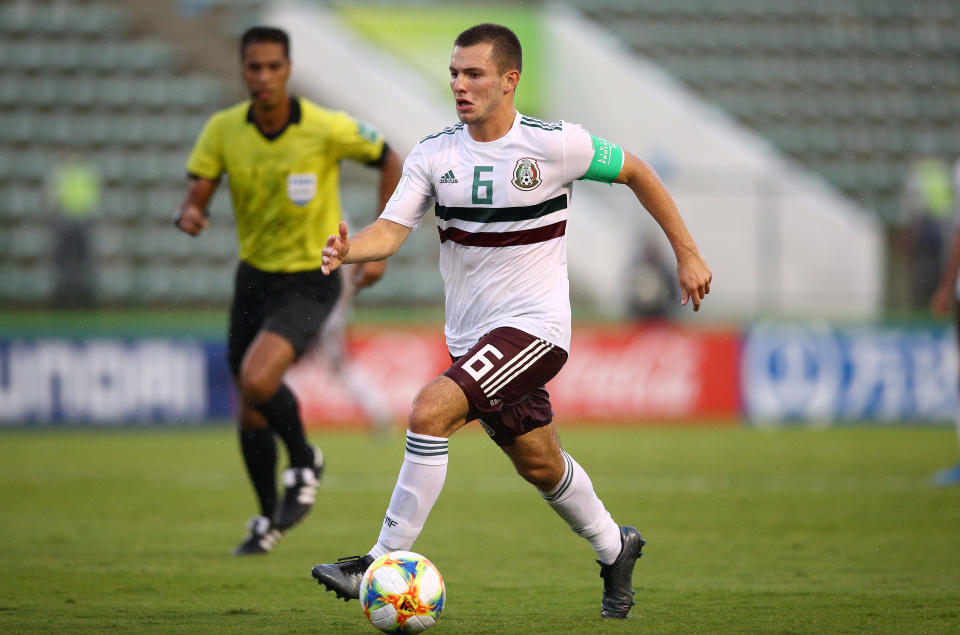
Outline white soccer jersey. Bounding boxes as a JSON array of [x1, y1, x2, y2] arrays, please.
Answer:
[[381, 111, 624, 356]]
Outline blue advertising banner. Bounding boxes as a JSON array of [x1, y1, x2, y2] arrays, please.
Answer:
[[4, 325, 957, 426], [743, 324, 959, 423], [0, 338, 232, 424]]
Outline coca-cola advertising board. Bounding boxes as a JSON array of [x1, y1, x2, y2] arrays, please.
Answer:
[[550, 325, 740, 422], [285, 324, 741, 427]]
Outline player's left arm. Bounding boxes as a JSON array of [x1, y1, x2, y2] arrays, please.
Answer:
[[352, 146, 402, 289], [616, 151, 713, 311]]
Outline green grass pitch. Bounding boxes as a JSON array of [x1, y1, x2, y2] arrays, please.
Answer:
[[1, 424, 959, 633]]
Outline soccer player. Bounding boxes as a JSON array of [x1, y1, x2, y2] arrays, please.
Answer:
[[310, 24, 712, 618], [929, 158, 960, 486], [176, 26, 401, 554]]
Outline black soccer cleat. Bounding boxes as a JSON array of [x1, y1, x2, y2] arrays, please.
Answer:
[[274, 447, 324, 531], [311, 554, 375, 602], [598, 525, 646, 619], [232, 515, 283, 556]]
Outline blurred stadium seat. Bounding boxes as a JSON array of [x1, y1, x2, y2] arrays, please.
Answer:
[[0, 0, 238, 307], [566, 0, 960, 222], [0, 2, 128, 36], [0, 0, 445, 309], [2, 0, 959, 308]]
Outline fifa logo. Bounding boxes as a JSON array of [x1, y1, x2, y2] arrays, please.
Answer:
[[512, 157, 541, 191]]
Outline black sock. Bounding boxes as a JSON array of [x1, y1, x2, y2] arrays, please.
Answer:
[[257, 383, 314, 468], [239, 427, 278, 519]]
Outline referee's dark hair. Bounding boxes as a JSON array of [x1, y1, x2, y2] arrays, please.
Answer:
[[241, 26, 290, 60]]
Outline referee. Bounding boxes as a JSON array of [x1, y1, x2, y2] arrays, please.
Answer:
[[176, 26, 401, 555]]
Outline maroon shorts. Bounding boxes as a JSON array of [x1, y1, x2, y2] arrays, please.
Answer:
[[444, 327, 568, 446]]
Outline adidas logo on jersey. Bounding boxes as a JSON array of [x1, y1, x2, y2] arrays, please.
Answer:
[[439, 170, 458, 184]]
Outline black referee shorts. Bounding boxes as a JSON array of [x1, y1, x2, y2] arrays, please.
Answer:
[[227, 261, 342, 376]]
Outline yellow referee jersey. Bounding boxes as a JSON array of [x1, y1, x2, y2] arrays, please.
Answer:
[[186, 97, 385, 272]]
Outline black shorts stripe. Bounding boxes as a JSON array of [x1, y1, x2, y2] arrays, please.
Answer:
[[438, 220, 566, 247], [435, 194, 567, 223]]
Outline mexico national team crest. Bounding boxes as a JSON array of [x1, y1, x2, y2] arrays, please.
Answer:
[[512, 157, 541, 191]]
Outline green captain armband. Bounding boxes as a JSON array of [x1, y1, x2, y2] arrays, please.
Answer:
[[581, 135, 625, 183]]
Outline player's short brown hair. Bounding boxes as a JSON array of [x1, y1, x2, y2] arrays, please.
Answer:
[[454, 23, 522, 75]]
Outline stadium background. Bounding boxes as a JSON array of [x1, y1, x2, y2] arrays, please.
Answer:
[[1, 0, 957, 427], [2, 2, 960, 633]]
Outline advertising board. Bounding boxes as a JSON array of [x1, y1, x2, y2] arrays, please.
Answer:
[[742, 324, 958, 423]]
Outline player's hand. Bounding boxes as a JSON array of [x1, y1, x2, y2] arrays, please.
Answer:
[[175, 205, 208, 236], [352, 260, 386, 289], [677, 252, 712, 312], [931, 283, 953, 316], [321, 221, 350, 275]]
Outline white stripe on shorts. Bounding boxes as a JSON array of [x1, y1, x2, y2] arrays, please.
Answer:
[[480, 339, 543, 392], [481, 339, 553, 397]]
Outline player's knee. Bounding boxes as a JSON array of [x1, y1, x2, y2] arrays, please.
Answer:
[[407, 379, 466, 437], [238, 370, 279, 406], [238, 403, 269, 430], [516, 456, 564, 491], [407, 399, 449, 436]]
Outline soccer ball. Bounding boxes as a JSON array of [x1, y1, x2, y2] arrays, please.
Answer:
[[359, 551, 445, 634]]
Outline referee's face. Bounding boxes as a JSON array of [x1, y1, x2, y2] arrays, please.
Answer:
[[242, 42, 290, 109]]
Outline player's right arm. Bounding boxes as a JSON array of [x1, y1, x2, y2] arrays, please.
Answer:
[[175, 176, 218, 236], [178, 111, 224, 236], [321, 218, 410, 276], [322, 141, 434, 276]]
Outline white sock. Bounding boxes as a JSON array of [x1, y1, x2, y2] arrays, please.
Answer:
[[368, 431, 448, 559], [540, 451, 623, 565]]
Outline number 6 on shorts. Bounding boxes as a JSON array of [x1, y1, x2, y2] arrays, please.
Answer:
[[462, 344, 504, 381]]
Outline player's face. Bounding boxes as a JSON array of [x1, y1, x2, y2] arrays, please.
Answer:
[[449, 43, 510, 125], [241, 42, 290, 108]]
